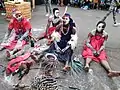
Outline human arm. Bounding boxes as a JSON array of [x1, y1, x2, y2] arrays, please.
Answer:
[[4, 20, 14, 40], [19, 20, 32, 41], [86, 32, 96, 52], [97, 35, 108, 54], [45, 17, 52, 35], [19, 30, 29, 41], [4, 30, 12, 40], [66, 26, 78, 50], [55, 17, 63, 32]]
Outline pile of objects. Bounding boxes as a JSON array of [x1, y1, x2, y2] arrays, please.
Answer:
[[4, 1, 31, 20]]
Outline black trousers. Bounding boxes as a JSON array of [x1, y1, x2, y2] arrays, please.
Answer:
[[0, 0, 4, 9]]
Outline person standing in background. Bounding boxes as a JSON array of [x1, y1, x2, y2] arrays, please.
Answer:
[[59, 0, 64, 6], [51, 0, 58, 5], [0, 0, 5, 13], [44, 0, 52, 16]]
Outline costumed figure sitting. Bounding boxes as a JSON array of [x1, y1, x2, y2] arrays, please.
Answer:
[[37, 8, 63, 45], [82, 21, 120, 77], [43, 13, 77, 71], [0, 10, 33, 59], [5, 41, 50, 80]]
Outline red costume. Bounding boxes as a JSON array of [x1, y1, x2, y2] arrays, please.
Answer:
[[1, 17, 32, 50], [82, 30, 108, 63], [6, 52, 31, 75], [8, 17, 31, 35]]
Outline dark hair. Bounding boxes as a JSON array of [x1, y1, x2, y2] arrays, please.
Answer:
[[96, 21, 106, 28], [53, 8, 59, 14], [64, 13, 71, 17]]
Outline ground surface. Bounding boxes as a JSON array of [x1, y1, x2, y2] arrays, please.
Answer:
[[0, 5, 120, 90]]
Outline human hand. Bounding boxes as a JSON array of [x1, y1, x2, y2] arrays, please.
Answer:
[[56, 46, 62, 53], [92, 49, 96, 54], [62, 45, 70, 53], [97, 50, 100, 55], [93, 50, 100, 57]]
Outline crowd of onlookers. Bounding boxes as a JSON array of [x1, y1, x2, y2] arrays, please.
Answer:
[[52, 0, 120, 11], [0, 0, 120, 14]]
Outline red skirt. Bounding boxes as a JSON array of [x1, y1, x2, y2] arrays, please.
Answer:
[[6, 52, 31, 75], [82, 35, 107, 63], [39, 27, 56, 39], [82, 46, 107, 63]]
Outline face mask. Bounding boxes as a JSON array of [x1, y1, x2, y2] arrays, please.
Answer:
[[96, 23, 105, 32], [63, 16, 70, 25], [15, 13, 22, 22], [16, 16, 22, 22], [54, 10, 60, 17]]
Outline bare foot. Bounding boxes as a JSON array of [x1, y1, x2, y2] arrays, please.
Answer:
[[63, 66, 71, 72], [108, 71, 120, 77], [84, 65, 89, 72]]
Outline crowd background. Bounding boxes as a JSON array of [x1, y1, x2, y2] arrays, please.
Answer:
[[51, 0, 120, 12], [1, 0, 120, 13]]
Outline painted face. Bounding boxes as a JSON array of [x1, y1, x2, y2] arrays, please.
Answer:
[[15, 13, 22, 21], [63, 16, 70, 25], [54, 10, 60, 17], [96, 23, 105, 32]]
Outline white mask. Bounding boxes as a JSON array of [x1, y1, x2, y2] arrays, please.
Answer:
[[54, 10, 60, 17], [15, 12, 22, 22], [15, 14, 22, 22], [63, 16, 70, 25], [16, 16, 22, 22], [96, 23, 105, 32]]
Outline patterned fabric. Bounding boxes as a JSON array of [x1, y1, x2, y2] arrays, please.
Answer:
[[31, 75, 58, 90]]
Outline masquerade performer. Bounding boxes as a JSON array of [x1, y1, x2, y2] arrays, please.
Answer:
[[0, 10, 32, 57], [102, 0, 120, 26], [82, 21, 120, 77], [6, 52, 34, 80], [37, 8, 63, 44], [44, 13, 77, 71]]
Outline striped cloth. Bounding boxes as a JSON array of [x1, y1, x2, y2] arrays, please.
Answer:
[[31, 75, 58, 90]]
